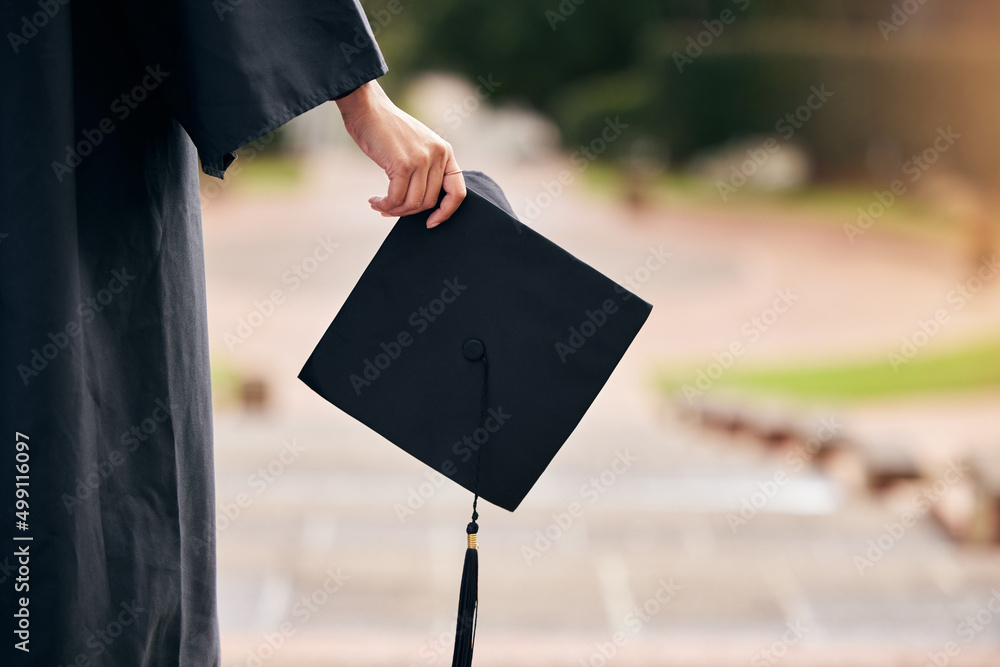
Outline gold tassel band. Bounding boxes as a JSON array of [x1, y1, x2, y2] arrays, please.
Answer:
[[467, 533, 478, 550]]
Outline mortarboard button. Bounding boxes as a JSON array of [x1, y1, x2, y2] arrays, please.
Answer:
[[462, 339, 485, 361]]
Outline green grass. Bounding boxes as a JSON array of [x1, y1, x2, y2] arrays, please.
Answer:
[[230, 152, 303, 191], [580, 163, 962, 244], [209, 356, 244, 408], [660, 338, 1000, 403], [198, 152, 304, 201]]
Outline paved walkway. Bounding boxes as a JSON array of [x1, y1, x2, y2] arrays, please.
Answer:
[[202, 144, 1000, 666]]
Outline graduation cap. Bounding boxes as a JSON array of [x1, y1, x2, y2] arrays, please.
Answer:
[[299, 171, 652, 666]]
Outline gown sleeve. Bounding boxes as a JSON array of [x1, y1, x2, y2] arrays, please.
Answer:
[[115, 0, 388, 177]]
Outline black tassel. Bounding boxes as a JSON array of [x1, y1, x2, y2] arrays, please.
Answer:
[[451, 520, 479, 667], [453, 344, 486, 667]]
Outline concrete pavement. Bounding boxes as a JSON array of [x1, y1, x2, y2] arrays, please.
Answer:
[[202, 144, 1000, 666]]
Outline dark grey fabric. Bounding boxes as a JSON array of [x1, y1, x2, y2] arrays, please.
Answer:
[[0, 0, 385, 664]]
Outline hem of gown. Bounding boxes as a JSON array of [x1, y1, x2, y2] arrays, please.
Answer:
[[198, 61, 389, 179]]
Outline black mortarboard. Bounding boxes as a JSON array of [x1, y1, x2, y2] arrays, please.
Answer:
[[299, 171, 652, 666]]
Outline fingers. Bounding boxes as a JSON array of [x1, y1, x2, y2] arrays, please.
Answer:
[[369, 169, 410, 215], [361, 114, 463, 223], [371, 161, 432, 218], [427, 160, 467, 228], [419, 160, 446, 214]]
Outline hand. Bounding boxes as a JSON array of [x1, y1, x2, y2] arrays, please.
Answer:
[[337, 80, 466, 228]]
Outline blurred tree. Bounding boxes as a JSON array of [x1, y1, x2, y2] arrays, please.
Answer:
[[366, 0, 1000, 183]]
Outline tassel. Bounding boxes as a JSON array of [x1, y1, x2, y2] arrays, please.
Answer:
[[453, 344, 486, 667], [451, 520, 479, 667]]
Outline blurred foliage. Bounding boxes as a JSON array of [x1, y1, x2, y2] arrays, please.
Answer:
[[584, 162, 966, 244], [209, 355, 243, 410], [660, 336, 1000, 403], [365, 0, 1000, 180], [227, 152, 304, 191]]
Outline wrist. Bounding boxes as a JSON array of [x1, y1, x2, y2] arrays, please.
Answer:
[[336, 80, 385, 117]]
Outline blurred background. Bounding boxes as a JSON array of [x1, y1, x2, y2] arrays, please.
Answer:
[[203, 1, 1000, 665]]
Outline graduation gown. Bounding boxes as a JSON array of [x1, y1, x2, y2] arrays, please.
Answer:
[[0, 0, 385, 664]]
